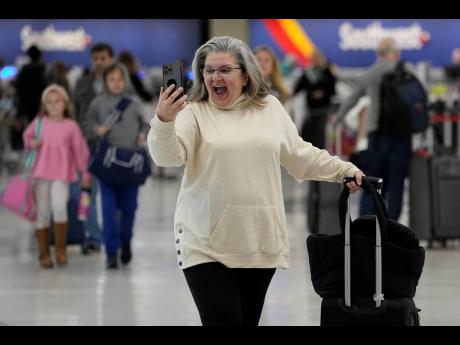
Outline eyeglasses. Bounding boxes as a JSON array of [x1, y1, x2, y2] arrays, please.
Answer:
[[201, 65, 242, 78]]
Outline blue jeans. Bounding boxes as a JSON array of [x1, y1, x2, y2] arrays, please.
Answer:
[[359, 132, 412, 221], [99, 181, 139, 258], [85, 178, 102, 247]]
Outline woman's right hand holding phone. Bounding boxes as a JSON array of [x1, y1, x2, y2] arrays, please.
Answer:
[[155, 84, 187, 122]]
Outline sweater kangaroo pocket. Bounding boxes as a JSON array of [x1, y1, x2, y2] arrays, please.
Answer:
[[210, 205, 282, 254]]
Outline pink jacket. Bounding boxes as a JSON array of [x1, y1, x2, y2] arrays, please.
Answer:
[[23, 116, 91, 182]]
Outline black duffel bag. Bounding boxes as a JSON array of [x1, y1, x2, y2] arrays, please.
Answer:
[[306, 176, 425, 299]]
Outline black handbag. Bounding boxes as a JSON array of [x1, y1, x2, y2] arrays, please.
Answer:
[[88, 97, 151, 186], [306, 176, 425, 299]]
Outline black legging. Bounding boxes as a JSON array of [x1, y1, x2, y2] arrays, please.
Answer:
[[183, 262, 276, 326], [300, 108, 329, 149]]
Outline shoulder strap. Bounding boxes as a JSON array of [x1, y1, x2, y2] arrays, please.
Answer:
[[35, 115, 43, 138], [24, 115, 43, 175], [103, 97, 132, 131]]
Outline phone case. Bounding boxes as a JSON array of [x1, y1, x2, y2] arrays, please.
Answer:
[[162, 63, 184, 91]]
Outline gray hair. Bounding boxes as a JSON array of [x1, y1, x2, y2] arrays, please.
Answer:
[[188, 36, 270, 108], [376, 37, 399, 58]]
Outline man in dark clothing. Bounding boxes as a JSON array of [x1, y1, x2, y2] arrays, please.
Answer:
[[74, 43, 114, 148], [15, 45, 47, 123], [336, 37, 410, 221], [118, 50, 153, 103], [12, 45, 47, 150], [293, 51, 336, 150], [73, 42, 114, 254]]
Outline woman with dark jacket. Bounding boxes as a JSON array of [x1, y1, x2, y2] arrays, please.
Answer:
[[293, 50, 336, 150]]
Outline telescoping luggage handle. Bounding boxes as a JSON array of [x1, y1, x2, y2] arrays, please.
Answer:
[[342, 176, 385, 308]]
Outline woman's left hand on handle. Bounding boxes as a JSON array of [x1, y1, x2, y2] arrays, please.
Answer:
[[346, 170, 364, 193]]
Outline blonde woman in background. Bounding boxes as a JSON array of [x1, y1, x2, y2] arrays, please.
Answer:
[[253, 45, 291, 108]]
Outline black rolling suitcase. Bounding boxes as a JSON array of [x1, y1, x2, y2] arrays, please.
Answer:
[[307, 181, 341, 235], [431, 111, 460, 240], [430, 154, 460, 239], [307, 122, 342, 235], [410, 115, 460, 243], [409, 152, 432, 241], [65, 182, 86, 245], [321, 297, 420, 326], [308, 176, 423, 326], [50, 182, 85, 247]]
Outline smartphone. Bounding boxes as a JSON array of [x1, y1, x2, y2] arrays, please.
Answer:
[[162, 62, 184, 102]]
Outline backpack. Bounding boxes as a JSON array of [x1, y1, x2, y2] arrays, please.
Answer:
[[379, 61, 429, 136]]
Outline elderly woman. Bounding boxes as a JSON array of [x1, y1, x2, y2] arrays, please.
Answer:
[[147, 36, 363, 326]]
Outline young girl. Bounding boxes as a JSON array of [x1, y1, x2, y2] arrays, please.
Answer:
[[86, 63, 149, 269], [23, 84, 91, 268]]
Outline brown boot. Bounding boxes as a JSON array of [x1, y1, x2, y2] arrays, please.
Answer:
[[54, 222, 68, 266], [35, 228, 53, 268]]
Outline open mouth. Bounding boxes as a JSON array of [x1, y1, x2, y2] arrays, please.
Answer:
[[213, 86, 227, 96]]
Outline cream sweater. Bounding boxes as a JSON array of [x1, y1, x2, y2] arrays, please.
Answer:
[[147, 94, 360, 270]]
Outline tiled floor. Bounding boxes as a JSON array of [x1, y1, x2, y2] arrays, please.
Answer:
[[0, 166, 459, 326]]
